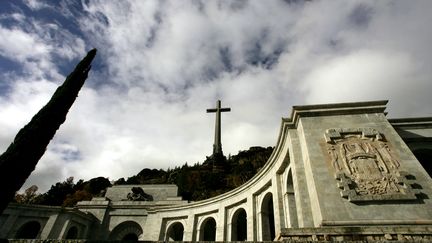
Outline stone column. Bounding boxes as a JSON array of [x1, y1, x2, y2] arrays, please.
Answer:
[[59, 218, 71, 239], [272, 174, 285, 236], [0, 213, 18, 238], [256, 210, 264, 240], [40, 214, 59, 239], [76, 198, 111, 240], [183, 216, 195, 241], [288, 130, 314, 227], [246, 195, 255, 241], [215, 205, 226, 241]]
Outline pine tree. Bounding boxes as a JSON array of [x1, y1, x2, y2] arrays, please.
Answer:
[[0, 49, 97, 214]]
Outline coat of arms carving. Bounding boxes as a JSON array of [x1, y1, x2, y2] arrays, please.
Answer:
[[324, 128, 418, 202]]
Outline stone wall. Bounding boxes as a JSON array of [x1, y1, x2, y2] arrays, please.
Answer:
[[278, 226, 432, 241]]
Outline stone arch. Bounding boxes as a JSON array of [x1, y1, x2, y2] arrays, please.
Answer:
[[199, 217, 216, 241], [261, 192, 275, 240], [231, 208, 247, 241], [413, 148, 432, 177], [286, 169, 298, 228], [15, 220, 41, 239], [109, 221, 143, 241], [65, 226, 78, 239], [166, 222, 184, 241]]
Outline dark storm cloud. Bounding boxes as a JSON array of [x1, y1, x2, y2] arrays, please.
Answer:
[[348, 3, 374, 28]]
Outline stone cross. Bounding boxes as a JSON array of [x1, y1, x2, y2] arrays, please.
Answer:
[[206, 100, 231, 156]]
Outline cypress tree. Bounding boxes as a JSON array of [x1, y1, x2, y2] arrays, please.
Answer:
[[0, 49, 97, 214]]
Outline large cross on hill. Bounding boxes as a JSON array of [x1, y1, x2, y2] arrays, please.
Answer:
[[206, 100, 231, 157]]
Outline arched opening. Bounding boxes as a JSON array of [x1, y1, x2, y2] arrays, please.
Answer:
[[413, 149, 432, 177], [122, 233, 139, 241], [231, 208, 247, 241], [109, 221, 143, 241], [166, 222, 184, 241], [65, 226, 78, 239], [286, 170, 298, 228], [261, 192, 275, 240], [199, 217, 216, 241], [15, 221, 41, 239]]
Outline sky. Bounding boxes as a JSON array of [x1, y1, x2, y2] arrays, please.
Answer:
[[0, 0, 431, 192]]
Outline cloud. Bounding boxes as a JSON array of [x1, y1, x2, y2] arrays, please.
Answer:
[[23, 0, 50, 11], [1, 0, 431, 192], [80, 1, 297, 91], [0, 26, 50, 61], [300, 49, 430, 116], [293, 0, 432, 117]]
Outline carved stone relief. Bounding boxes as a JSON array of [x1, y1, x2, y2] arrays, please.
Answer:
[[126, 187, 154, 201], [324, 128, 418, 202]]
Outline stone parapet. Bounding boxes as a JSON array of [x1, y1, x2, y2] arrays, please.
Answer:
[[283, 100, 388, 129], [278, 226, 432, 242], [105, 185, 179, 202]]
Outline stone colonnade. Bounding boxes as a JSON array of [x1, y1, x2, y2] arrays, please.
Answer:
[[0, 204, 94, 239], [137, 116, 304, 241]]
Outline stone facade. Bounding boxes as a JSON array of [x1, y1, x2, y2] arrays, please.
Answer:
[[1, 100, 431, 241], [0, 204, 95, 239]]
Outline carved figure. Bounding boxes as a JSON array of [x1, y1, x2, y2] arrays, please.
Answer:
[[127, 187, 153, 201], [328, 145, 341, 171], [377, 142, 400, 169]]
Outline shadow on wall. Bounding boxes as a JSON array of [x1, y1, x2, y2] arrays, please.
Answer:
[[413, 149, 432, 177], [15, 221, 41, 239]]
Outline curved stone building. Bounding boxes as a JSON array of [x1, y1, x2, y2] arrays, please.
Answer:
[[1, 100, 432, 241]]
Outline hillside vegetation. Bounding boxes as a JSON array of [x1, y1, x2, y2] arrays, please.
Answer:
[[14, 146, 273, 206]]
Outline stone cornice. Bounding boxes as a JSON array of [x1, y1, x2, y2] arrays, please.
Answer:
[[6, 203, 96, 220], [283, 100, 388, 129], [389, 117, 432, 128]]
